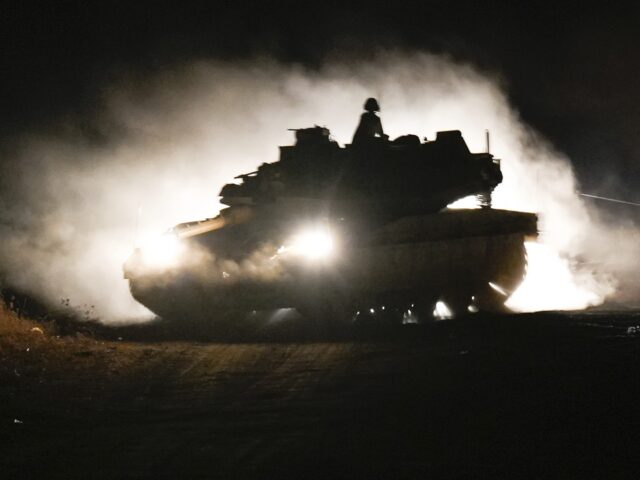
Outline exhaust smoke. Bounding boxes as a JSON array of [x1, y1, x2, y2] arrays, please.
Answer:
[[0, 52, 633, 323]]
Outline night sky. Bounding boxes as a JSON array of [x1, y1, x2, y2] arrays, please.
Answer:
[[2, 1, 639, 203]]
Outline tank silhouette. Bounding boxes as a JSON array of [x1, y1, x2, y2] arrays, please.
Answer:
[[123, 126, 537, 329]]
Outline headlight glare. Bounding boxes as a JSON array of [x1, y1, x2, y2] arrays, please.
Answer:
[[288, 227, 335, 260], [140, 233, 184, 269]]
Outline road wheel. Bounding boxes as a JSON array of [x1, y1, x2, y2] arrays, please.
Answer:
[[441, 290, 472, 318]]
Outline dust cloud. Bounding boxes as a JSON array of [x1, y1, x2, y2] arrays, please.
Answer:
[[0, 52, 635, 323]]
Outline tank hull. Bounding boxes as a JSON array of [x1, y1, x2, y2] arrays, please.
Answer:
[[125, 209, 535, 324]]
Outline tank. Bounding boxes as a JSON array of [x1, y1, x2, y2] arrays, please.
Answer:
[[123, 126, 537, 328]]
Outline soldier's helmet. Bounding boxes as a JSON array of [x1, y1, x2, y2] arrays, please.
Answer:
[[364, 97, 380, 112]]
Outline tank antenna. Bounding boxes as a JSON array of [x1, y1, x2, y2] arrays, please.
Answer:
[[485, 129, 491, 153], [579, 192, 640, 207]]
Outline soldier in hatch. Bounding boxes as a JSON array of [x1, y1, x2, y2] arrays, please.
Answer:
[[352, 97, 387, 145]]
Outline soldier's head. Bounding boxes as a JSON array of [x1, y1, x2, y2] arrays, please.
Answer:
[[364, 97, 380, 113]]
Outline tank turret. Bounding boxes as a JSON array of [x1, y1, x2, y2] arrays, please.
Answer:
[[219, 128, 502, 216]]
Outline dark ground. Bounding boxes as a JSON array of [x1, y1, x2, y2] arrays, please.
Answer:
[[2, 311, 640, 479]]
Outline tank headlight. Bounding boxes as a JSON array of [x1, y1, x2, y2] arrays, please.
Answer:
[[288, 227, 335, 260], [140, 233, 184, 269]]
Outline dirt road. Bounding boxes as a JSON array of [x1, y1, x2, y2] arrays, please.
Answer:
[[2, 312, 640, 479]]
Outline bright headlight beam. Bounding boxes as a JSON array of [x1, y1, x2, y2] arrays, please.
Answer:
[[289, 227, 334, 260], [140, 233, 184, 269]]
